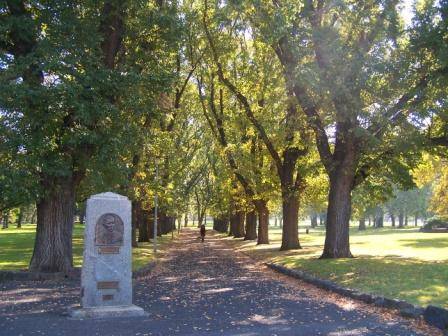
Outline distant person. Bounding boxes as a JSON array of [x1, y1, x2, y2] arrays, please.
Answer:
[[200, 224, 206, 242]]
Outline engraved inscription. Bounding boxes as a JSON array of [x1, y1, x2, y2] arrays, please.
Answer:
[[95, 213, 124, 246], [102, 294, 114, 301], [97, 281, 119, 290], [98, 246, 120, 254]]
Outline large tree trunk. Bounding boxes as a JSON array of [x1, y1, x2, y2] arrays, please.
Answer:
[[321, 168, 354, 259], [358, 216, 366, 231], [213, 216, 229, 233], [184, 213, 188, 227], [414, 215, 418, 226], [230, 210, 245, 238], [256, 200, 269, 245], [244, 210, 257, 240], [29, 176, 75, 273], [279, 150, 301, 250], [280, 193, 300, 250]]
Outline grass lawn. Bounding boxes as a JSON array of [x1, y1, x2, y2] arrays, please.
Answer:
[[221, 224, 448, 309], [0, 223, 174, 272]]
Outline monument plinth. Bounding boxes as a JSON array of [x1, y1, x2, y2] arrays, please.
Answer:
[[69, 192, 146, 319]]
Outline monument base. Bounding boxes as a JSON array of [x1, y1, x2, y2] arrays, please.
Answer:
[[69, 305, 147, 319]]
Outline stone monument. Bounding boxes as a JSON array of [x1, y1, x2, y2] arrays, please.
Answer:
[[70, 192, 146, 318]]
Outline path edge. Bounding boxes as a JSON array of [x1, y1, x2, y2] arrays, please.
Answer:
[[266, 262, 448, 332]]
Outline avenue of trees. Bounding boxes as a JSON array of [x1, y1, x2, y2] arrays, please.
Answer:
[[1, 0, 447, 272]]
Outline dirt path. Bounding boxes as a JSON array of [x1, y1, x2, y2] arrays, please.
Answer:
[[0, 229, 435, 335]]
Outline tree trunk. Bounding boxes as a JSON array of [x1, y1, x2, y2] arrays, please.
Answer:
[[319, 214, 323, 226], [310, 213, 318, 228], [184, 213, 188, 227], [414, 215, 418, 226], [358, 217, 366, 231], [398, 210, 404, 228], [213, 216, 229, 233], [405, 214, 408, 226], [368, 216, 371, 226], [256, 200, 269, 244], [374, 207, 384, 228], [29, 176, 75, 273], [230, 210, 245, 238], [280, 193, 300, 250], [244, 210, 257, 240], [390, 213, 396, 227], [321, 170, 354, 259], [274, 216, 278, 226], [17, 207, 24, 228]]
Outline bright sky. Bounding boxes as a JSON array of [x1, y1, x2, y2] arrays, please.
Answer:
[[401, 0, 415, 26]]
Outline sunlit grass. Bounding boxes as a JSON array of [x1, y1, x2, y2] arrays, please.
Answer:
[[0, 223, 174, 272], [222, 224, 448, 308]]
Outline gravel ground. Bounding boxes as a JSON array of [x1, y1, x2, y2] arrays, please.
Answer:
[[0, 229, 437, 336]]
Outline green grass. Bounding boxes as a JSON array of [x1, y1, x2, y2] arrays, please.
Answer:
[[0, 223, 173, 272], [222, 225, 448, 308]]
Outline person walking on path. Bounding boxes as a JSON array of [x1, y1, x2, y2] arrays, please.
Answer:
[[200, 224, 206, 242]]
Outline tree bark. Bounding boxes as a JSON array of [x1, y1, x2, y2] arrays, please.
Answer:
[[244, 210, 257, 240], [29, 176, 75, 273], [374, 207, 384, 228], [279, 148, 302, 250], [16, 207, 23, 228], [256, 200, 269, 244], [398, 210, 404, 228], [390, 213, 396, 227], [230, 210, 245, 238], [213, 216, 229, 233], [321, 169, 354, 258], [184, 213, 188, 227], [405, 214, 408, 226], [358, 216, 366, 230], [414, 215, 418, 226], [280, 194, 300, 250]]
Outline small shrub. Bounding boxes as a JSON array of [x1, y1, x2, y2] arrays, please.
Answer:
[[422, 217, 448, 231]]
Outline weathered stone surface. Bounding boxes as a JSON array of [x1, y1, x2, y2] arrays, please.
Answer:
[[424, 305, 448, 331], [69, 305, 146, 319], [69, 192, 146, 319]]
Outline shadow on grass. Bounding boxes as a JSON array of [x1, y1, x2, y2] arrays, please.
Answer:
[[399, 237, 448, 248], [279, 255, 448, 308]]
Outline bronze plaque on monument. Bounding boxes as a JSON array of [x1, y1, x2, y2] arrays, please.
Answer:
[[95, 213, 124, 246], [97, 281, 119, 290], [102, 294, 114, 301], [98, 246, 120, 254]]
